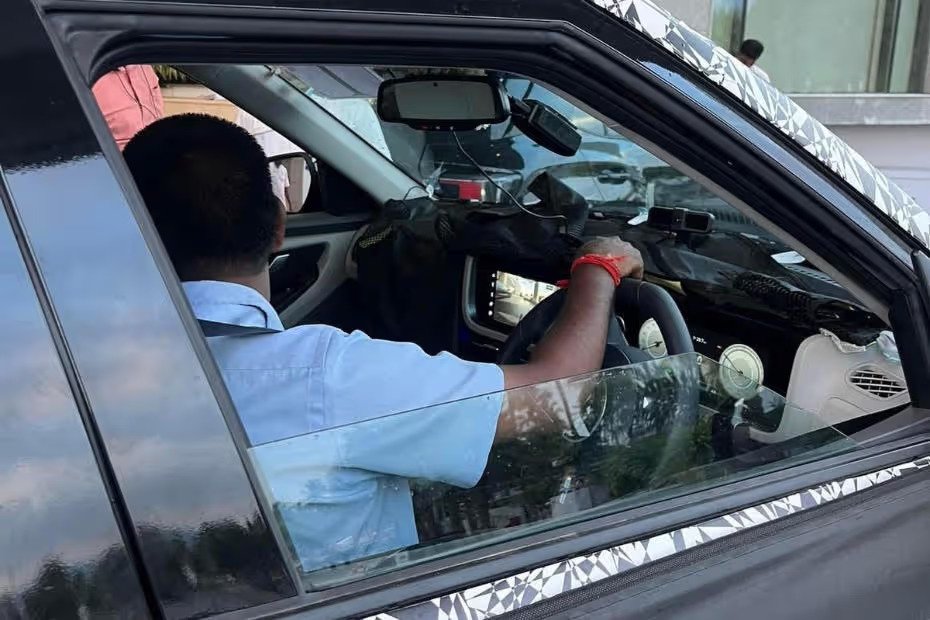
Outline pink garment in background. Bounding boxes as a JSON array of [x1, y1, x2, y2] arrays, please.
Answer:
[[92, 65, 164, 150]]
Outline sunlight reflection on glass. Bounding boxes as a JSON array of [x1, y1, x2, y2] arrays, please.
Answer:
[[249, 353, 855, 589]]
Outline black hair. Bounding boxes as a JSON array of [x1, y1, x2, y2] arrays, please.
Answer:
[[123, 113, 278, 278], [739, 39, 765, 61]]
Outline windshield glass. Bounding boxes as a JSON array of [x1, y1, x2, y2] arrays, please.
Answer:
[[277, 66, 739, 218], [248, 353, 854, 590]]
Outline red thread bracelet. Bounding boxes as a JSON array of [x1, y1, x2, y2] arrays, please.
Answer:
[[557, 254, 626, 288]]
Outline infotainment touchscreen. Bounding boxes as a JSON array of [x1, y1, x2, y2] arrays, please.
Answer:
[[492, 271, 559, 327]]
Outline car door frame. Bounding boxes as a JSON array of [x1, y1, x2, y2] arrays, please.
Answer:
[[26, 0, 930, 618]]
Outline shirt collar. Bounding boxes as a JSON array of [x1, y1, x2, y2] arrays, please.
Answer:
[[182, 280, 285, 332]]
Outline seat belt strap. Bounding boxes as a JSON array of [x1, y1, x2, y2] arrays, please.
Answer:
[[198, 319, 277, 337]]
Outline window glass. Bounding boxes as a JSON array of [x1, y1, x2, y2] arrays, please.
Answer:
[[275, 62, 905, 402], [888, 0, 922, 92], [249, 353, 853, 588], [744, 0, 881, 93], [279, 65, 719, 214], [710, 0, 929, 93], [710, 0, 743, 52], [277, 65, 798, 268], [146, 62, 907, 595]]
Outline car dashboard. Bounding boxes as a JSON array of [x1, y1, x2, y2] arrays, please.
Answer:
[[463, 256, 801, 396], [461, 254, 909, 441]]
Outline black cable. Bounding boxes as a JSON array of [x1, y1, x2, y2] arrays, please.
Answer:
[[416, 139, 430, 182], [450, 129, 565, 222]]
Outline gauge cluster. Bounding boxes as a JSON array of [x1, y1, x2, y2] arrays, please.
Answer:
[[637, 319, 768, 400]]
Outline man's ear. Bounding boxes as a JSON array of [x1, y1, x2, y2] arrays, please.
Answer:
[[272, 198, 286, 252]]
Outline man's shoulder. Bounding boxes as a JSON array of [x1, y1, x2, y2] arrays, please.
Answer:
[[208, 323, 345, 371]]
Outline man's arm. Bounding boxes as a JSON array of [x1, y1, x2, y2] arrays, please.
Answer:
[[501, 237, 643, 389], [497, 237, 643, 438]]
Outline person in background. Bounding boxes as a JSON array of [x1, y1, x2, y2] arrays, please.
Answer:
[[269, 159, 293, 212], [92, 65, 164, 149], [236, 109, 302, 212], [735, 39, 770, 83]]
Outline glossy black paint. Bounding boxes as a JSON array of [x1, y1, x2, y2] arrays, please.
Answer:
[[0, 0, 295, 617], [553, 467, 930, 620], [0, 2, 149, 617], [0, 188, 149, 618]]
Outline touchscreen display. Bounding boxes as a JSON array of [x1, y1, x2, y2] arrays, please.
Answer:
[[492, 271, 559, 327]]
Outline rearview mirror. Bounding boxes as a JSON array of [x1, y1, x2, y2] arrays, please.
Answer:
[[268, 152, 317, 214], [377, 76, 510, 130]]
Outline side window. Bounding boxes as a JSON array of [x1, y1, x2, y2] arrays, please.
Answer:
[[250, 356, 853, 587], [103, 60, 906, 599], [242, 65, 903, 587]]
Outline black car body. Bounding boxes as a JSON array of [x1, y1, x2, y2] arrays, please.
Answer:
[[4, 1, 930, 619]]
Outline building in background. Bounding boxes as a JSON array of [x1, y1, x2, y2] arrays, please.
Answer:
[[656, 0, 930, 208]]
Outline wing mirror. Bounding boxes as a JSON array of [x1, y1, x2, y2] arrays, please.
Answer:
[[267, 152, 317, 214], [377, 76, 510, 130]]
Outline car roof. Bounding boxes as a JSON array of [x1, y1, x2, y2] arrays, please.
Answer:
[[68, 0, 929, 248]]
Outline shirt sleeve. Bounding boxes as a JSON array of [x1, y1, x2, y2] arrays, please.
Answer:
[[321, 330, 505, 488]]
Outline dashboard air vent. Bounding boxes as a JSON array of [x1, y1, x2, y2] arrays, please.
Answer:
[[849, 366, 907, 399]]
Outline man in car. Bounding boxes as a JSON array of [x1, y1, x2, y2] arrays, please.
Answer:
[[123, 113, 643, 571]]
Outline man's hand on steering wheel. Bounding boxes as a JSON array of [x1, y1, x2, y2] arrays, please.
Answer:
[[494, 236, 693, 444], [498, 236, 642, 390], [575, 237, 644, 280], [495, 236, 643, 440]]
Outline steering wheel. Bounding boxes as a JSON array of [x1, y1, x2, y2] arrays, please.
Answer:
[[497, 279, 693, 366]]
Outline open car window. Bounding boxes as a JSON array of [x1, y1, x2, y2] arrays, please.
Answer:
[[248, 353, 853, 590], [274, 66, 848, 291]]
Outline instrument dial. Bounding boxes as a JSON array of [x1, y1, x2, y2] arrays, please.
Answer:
[[718, 344, 764, 400], [638, 318, 667, 359]]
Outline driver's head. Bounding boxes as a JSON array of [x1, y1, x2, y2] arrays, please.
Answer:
[[124, 113, 282, 280]]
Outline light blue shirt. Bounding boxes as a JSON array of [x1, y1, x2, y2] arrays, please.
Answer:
[[183, 281, 504, 572]]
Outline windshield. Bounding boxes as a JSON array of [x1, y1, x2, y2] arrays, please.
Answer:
[[249, 353, 853, 590], [275, 65, 880, 306], [277, 66, 739, 218]]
